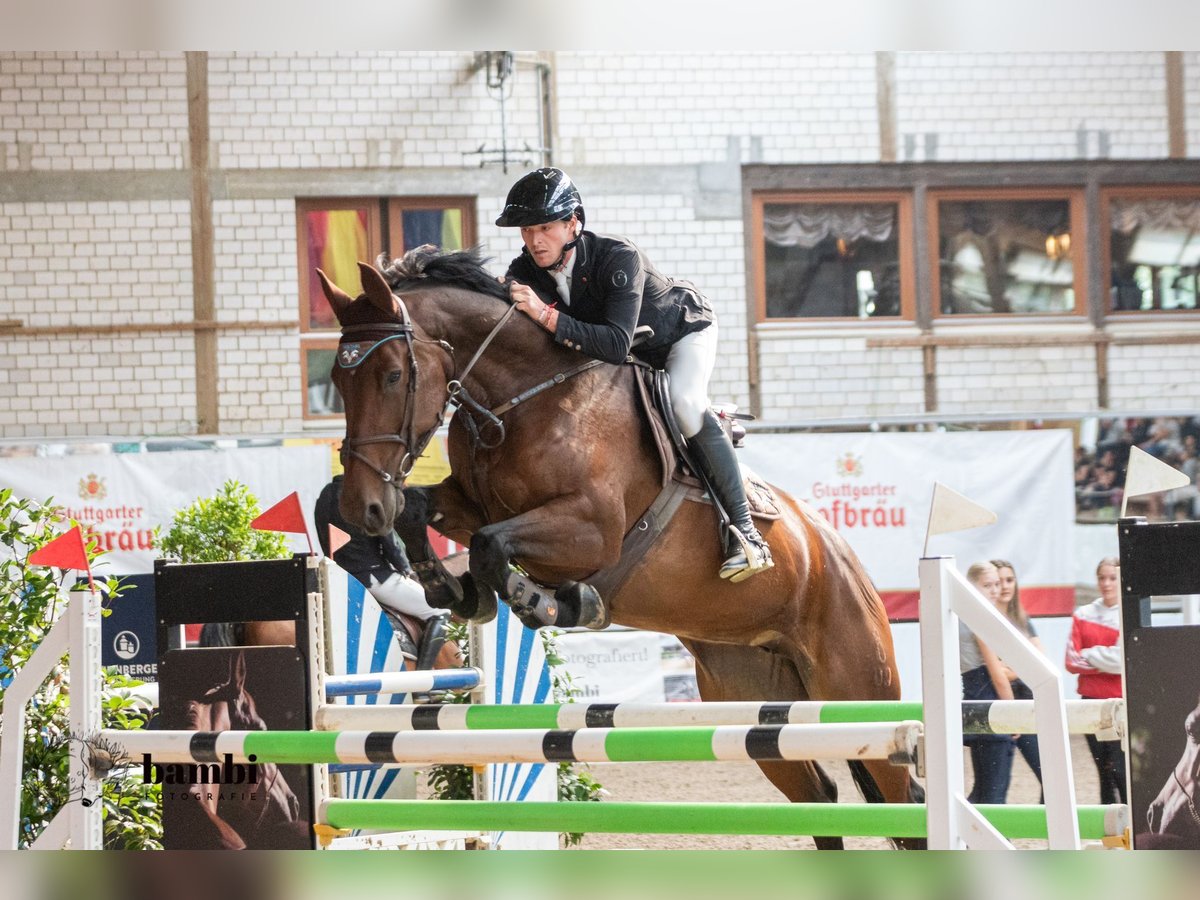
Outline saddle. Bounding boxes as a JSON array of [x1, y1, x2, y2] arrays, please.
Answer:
[[586, 364, 780, 601], [636, 364, 781, 519]]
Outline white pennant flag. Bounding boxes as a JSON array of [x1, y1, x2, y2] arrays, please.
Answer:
[[924, 482, 998, 555], [1121, 446, 1191, 517]]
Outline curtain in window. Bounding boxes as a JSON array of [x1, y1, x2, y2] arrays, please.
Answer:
[[763, 204, 895, 248], [1111, 199, 1200, 233]]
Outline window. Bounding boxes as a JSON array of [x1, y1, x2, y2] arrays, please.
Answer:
[[932, 190, 1085, 316], [297, 196, 475, 420], [753, 193, 914, 321], [1106, 191, 1200, 313]]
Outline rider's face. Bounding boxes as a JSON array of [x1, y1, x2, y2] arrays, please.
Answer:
[[520, 217, 577, 269]]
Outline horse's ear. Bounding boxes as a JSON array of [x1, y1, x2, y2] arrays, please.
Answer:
[[359, 262, 400, 318], [232, 651, 246, 690], [315, 269, 354, 324]]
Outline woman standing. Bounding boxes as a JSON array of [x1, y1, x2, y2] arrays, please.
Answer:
[[1065, 557, 1127, 804], [960, 562, 1016, 803], [990, 559, 1045, 797]]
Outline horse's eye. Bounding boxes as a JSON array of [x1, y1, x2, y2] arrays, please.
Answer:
[[386, 370, 403, 386]]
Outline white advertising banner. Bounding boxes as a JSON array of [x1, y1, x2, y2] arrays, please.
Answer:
[[555, 628, 665, 703], [0, 446, 331, 575], [736, 430, 1076, 619]]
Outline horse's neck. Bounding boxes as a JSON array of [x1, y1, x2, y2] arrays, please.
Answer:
[[415, 290, 571, 404]]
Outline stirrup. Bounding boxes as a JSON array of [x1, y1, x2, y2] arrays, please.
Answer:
[[719, 528, 774, 583]]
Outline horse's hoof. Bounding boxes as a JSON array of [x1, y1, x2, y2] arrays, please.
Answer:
[[453, 573, 497, 624], [555, 581, 610, 630]]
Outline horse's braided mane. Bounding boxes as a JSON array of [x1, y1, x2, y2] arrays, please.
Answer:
[[377, 245, 510, 303]]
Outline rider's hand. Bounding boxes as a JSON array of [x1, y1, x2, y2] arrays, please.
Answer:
[[509, 281, 557, 332]]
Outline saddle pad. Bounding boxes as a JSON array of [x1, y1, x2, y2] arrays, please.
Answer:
[[683, 467, 783, 522]]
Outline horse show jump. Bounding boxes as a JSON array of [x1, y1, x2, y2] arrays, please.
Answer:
[[1, 544, 1152, 852]]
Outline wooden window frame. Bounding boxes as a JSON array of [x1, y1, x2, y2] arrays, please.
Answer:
[[296, 196, 478, 422], [299, 337, 343, 422], [750, 190, 916, 324], [296, 197, 383, 334], [386, 196, 477, 258], [928, 186, 1088, 320], [1101, 185, 1200, 316]]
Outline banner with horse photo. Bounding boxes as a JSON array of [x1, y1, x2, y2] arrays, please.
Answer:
[[155, 646, 313, 850], [737, 430, 1075, 620]]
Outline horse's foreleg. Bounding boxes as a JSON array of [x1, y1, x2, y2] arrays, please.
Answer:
[[469, 497, 614, 629]]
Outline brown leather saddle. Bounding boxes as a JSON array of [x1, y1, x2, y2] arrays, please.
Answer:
[[586, 365, 780, 600]]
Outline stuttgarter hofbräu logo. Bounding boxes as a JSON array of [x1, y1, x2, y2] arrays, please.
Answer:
[[78, 473, 107, 501], [835, 452, 864, 478]]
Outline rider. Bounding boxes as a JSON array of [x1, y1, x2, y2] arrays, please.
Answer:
[[495, 166, 773, 582], [314, 474, 451, 669]]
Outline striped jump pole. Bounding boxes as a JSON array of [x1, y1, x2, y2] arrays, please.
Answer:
[[98, 666, 486, 707], [323, 667, 483, 698], [97, 721, 921, 767], [317, 800, 1130, 842], [315, 698, 1124, 737]]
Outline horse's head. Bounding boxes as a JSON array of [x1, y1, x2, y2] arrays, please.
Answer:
[[318, 261, 452, 534], [195, 651, 264, 731], [1147, 694, 1200, 837]]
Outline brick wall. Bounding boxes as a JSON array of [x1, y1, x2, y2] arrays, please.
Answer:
[[0, 51, 188, 171], [555, 52, 880, 167], [207, 51, 542, 170], [896, 52, 1169, 161], [2, 51, 1198, 441], [1108, 343, 1200, 411], [936, 344, 1098, 415], [756, 331, 925, 421]]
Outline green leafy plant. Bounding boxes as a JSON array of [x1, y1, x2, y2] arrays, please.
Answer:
[[423, 619, 605, 847], [154, 479, 289, 563], [0, 487, 160, 849]]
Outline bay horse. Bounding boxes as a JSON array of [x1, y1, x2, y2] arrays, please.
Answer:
[[319, 248, 923, 848], [1143, 694, 1200, 849]]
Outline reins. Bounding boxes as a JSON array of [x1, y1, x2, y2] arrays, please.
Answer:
[[338, 290, 601, 488]]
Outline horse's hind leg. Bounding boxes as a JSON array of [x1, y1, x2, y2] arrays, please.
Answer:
[[683, 639, 847, 849]]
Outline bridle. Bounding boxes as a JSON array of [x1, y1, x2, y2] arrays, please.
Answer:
[[336, 293, 446, 489], [337, 287, 604, 490]]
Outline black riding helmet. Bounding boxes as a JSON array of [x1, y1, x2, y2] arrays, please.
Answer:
[[495, 167, 586, 229]]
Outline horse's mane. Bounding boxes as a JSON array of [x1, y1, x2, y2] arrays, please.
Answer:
[[377, 245, 510, 303]]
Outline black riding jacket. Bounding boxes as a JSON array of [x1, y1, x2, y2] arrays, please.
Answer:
[[505, 230, 713, 369]]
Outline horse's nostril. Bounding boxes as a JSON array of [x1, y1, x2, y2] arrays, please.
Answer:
[[364, 501, 386, 533], [1148, 801, 1163, 832]]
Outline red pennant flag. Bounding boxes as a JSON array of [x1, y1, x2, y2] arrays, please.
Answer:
[[251, 492, 313, 554], [329, 524, 351, 556], [29, 525, 96, 591]]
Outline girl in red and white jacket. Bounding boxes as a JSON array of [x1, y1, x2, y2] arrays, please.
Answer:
[[1065, 557, 1126, 803]]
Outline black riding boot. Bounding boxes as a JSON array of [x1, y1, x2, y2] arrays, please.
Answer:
[[410, 613, 450, 703], [686, 411, 774, 582], [415, 613, 449, 671]]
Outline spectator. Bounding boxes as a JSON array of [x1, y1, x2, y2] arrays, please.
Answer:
[[959, 561, 1040, 805], [990, 559, 1044, 798], [1065, 557, 1127, 805]]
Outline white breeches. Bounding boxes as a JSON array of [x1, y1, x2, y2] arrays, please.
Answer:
[[367, 572, 448, 620], [666, 321, 718, 439]]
